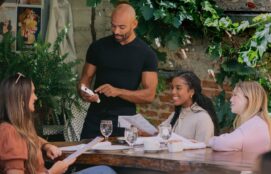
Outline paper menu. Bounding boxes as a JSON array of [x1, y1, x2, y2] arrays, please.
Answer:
[[63, 137, 103, 162], [118, 114, 158, 135], [169, 133, 206, 149], [60, 144, 86, 151]]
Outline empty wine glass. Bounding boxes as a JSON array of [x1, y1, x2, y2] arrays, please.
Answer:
[[158, 123, 172, 147], [125, 126, 138, 153], [100, 120, 113, 142]]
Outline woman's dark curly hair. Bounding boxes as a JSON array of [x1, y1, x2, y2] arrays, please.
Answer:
[[169, 70, 219, 136]]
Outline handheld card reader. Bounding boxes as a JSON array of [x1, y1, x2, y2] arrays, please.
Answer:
[[80, 85, 101, 103]]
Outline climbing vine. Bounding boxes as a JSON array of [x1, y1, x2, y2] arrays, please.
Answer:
[[86, 0, 271, 129]]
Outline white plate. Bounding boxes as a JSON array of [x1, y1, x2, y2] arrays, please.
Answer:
[[92, 145, 130, 152]]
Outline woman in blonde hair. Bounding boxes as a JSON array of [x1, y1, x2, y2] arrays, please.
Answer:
[[209, 81, 271, 154], [0, 73, 116, 174]]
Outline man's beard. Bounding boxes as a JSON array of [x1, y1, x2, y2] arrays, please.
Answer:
[[114, 34, 127, 42], [113, 31, 132, 43]]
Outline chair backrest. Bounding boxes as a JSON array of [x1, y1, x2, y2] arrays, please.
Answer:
[[64, 99, 89, 141]]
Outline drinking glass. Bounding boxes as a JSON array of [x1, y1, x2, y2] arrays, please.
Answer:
[[100, 120, 113, 141], [158, 123, 172, 147], [125, 126, 138, 153]]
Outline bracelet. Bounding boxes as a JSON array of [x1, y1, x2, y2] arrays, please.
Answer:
[[42, 143, 50, 151]]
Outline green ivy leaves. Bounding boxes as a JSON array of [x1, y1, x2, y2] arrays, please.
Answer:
[[86, 0, 271, 113], [238, 23, 271, 68], [141, 5, 154, 20]]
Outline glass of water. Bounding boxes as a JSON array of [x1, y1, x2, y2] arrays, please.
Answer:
[[125, 126, 138, 153], [158, 123, 172, 146], [100, 120, 113, 142]]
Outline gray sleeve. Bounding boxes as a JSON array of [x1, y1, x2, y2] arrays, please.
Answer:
[[194, 112, 214, 144]]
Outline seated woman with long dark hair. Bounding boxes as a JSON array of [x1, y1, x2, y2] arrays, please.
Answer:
[[162, 71, 219, 143], [0, 73, 116, 174]]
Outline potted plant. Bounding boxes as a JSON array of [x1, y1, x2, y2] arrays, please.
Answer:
[[0, 28, 81, 137]]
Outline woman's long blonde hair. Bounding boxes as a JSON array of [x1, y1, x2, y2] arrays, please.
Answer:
[[233, 81, 271, 137], [0, 74, 39, 174]]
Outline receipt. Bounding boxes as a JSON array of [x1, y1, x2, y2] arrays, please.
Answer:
[[63, 137, 104, 162]]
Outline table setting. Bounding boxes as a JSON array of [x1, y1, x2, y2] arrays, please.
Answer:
[[54, 121, 255, 173], [59, 121, 206, 155]]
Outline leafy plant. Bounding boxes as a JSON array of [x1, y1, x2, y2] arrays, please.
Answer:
[[203, 9, 271, 111], [87, 0, 220, 59], [213, 91, 235, 132], [86, 0, 271, 130], [0, 28, 80, 128]]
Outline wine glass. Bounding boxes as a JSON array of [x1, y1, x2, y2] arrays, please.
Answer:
[[158, 123, 172, 147], [125, 126, 138, 153], [100, 120, 113, 142]]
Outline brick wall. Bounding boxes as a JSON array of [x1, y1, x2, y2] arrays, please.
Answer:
[[138, 79, 232, 126]]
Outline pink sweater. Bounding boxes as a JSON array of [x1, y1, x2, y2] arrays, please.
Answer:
[[208, 116, 270, 154]]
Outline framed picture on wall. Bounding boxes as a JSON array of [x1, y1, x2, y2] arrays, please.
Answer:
[[16, 6, 41, 51], [0, 5, 17, 50]]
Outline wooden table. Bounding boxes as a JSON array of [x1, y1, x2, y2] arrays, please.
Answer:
[[53, 141, 258, 174]]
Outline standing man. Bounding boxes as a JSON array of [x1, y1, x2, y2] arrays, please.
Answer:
[[79, 2, 158, 139]]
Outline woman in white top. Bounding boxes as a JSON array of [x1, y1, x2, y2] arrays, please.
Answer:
[[162, 71, 219, 143], [209, 81, 271, 153]]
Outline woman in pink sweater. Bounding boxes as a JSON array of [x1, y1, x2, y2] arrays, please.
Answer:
[[208, 81, 271, 154]]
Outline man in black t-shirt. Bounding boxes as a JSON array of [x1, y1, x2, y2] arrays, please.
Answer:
[[78, 3, 158, 139]]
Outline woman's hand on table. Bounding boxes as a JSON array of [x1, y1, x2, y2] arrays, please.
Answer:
[[43, 143, 62, 160]]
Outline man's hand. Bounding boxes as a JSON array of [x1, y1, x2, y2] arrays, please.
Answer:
[[95, 84, 121, 97], [79, 89, 100, 103]]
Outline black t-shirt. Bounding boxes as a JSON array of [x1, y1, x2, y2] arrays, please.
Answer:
[[86, 35, 158, 115]]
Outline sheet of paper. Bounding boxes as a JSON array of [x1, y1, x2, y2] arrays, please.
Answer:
[[63, 136, 103, 162], [60, 144, 86, 151], [118, 114, 158, 135], [169, 133, 206, 149]]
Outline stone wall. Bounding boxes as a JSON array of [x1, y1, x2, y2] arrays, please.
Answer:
[[68, 0, 266, 125], [215, 0, 271, 11], [69, 0, 113, 73]]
